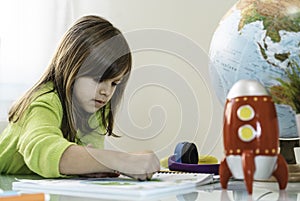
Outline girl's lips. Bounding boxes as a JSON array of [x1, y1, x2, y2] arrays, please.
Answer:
[[94, 99, 106, 107]]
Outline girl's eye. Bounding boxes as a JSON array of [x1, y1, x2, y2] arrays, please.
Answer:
[[112, 81, 121, 86]]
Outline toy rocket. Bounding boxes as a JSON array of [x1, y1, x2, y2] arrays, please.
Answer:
[[219, 79, 288, 194]]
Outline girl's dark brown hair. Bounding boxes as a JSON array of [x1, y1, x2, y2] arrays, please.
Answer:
[[9, 15, 132, 141]]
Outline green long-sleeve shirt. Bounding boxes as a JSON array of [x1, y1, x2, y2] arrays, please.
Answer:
[[0, 82, 105, 178]]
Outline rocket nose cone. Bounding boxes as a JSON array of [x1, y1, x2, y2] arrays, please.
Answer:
[[227, 79, 268, 99]]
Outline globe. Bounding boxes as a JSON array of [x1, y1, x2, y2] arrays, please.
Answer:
[[209, 0, 300, 138]]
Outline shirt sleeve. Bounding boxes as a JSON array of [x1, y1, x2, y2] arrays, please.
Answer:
[[17, 92, 75, 178]]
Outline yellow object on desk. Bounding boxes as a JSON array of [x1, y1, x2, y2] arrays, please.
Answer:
[[198, 155, 219, 164]]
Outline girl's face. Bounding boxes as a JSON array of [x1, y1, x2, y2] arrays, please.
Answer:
[[73, 73, 124, 113]]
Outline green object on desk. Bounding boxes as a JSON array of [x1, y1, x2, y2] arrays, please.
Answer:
[[0, 175, 42, 191]]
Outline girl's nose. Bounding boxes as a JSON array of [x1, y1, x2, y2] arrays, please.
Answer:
[[99, 89, 107, 95], [99, 87, 108, 96], [99, 82, 110, 96]]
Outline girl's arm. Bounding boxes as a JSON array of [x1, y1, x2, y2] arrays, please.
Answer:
[[59, 145, 160, 180]]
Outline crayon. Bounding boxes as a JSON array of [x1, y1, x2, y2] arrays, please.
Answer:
[[0, 193, 49, 201]]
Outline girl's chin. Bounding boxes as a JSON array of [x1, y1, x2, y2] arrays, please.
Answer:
[[82, 106, 100, 114], [81, 101, 104, 114]]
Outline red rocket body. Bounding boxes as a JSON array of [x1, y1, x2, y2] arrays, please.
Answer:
[[219, 80, 288, 194]]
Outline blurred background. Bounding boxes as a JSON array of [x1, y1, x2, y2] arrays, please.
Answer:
[[0, 0, 238, 160]]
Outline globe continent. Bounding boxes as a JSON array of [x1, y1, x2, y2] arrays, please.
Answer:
[[209, 0, 300, 138]]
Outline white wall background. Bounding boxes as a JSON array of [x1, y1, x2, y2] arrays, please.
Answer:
[[0, 0, 74, 121], [0, 0, 238, 160]]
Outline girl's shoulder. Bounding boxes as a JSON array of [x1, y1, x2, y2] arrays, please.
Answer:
[[34, 82, 58, 101], [30, 82, 62, 114], [17, 82, 63, 129]]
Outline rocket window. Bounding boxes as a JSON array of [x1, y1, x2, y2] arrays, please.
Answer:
[[237, 105, 254, 121], [238, 124, 256, 142]]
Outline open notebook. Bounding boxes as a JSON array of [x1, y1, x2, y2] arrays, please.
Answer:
[[12, 171, 215, 200]]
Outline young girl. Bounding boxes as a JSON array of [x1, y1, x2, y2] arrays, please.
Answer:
[[0, 15, 160, 180]]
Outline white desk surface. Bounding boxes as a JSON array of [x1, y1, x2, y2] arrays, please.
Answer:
[[1, 174, 300, 201]]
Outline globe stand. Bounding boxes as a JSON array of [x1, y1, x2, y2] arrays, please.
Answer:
[[279, 139, 300, 164]]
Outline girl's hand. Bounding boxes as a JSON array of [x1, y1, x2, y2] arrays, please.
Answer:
[[60, 146, 160, 180], [117, 150, 160, 181]]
